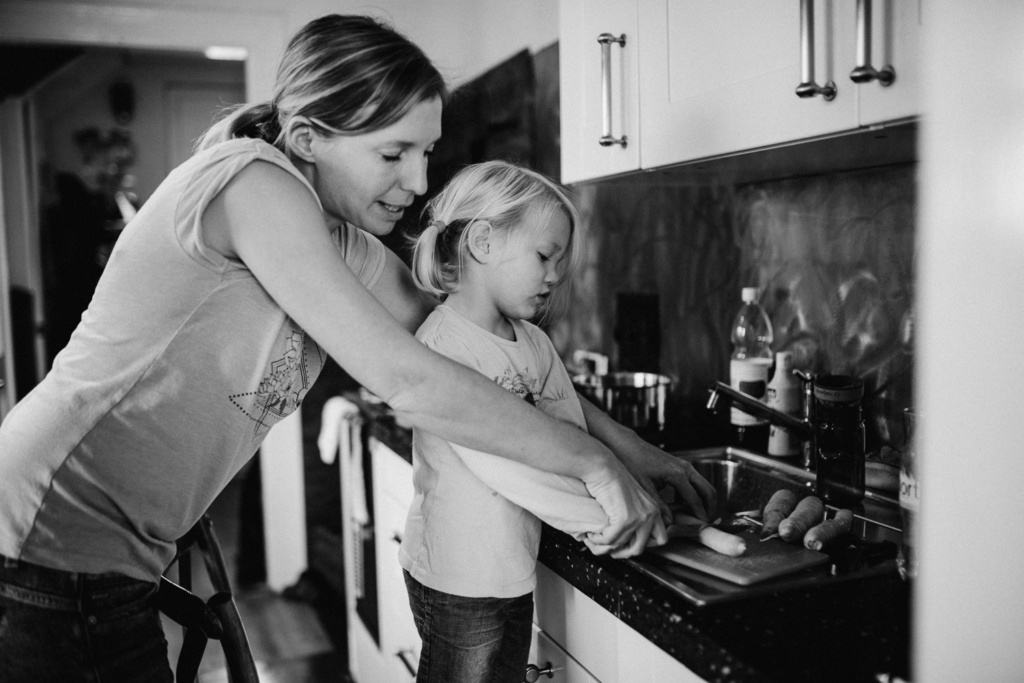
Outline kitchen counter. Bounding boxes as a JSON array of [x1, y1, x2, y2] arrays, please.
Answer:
[[355, 395, 912, 683]]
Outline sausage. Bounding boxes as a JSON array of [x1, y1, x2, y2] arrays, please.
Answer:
[[670, 513, 747, 557], [778, 495, 824, 543], [761, 489, 798, 539], [803, 508, 854, 550], [697, 525, 748, 557]]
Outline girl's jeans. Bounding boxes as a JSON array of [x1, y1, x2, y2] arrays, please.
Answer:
[[404, 570, 534, 683], [0, 555, 173, 683]]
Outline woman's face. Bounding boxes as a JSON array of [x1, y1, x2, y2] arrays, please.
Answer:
[[308, 95, 442, 235]]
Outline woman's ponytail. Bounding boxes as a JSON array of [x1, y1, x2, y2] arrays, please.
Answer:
[[195, 102, 282, 153]]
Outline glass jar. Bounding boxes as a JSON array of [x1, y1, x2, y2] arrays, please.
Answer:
[[813, 375, 866, 506]]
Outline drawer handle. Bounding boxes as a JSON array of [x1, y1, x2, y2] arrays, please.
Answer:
[[597, 32, 628, 147], [849, 0, 896, 86], [524, 662, 562, 681], [396, 648, 417, 677], [795, 0, 837, 100]]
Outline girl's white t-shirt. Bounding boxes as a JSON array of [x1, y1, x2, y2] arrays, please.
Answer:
[[0, 138, 385, 581], [399, 305, 606, 599]]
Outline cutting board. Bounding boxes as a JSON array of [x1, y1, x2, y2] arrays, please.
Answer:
[[650, 527, 829, 586]]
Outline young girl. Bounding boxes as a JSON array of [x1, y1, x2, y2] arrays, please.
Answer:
[[399, 161, 716, 683]]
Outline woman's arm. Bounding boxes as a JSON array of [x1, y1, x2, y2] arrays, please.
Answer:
[[207, 162, 660, 551], [366, 246, 438, 333], [577, 393, 718, 523]]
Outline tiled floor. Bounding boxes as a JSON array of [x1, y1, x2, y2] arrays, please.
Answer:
[[163, 474, 351, 683]]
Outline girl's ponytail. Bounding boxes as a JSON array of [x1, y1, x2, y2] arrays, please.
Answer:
[[410, 218, 451, 298]]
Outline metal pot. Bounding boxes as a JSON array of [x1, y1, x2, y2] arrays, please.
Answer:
[[572, 372, 672, 434]]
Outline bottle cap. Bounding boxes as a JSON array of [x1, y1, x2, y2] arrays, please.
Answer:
[[741, 287, 759, 302], [775, 351, 793, 369]]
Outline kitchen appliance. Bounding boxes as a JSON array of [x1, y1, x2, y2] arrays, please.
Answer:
[[629, 447, 901, 606], [333, 397, 379, 646]]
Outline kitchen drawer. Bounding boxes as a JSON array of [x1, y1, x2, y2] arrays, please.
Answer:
[[616, 617, 704, 682], [534, 563, 618, 682], [527, 624, 600, 683]]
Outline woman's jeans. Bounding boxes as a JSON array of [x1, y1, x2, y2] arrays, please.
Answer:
[[0, 555, 173, 683], [404, 570, 534, 683]]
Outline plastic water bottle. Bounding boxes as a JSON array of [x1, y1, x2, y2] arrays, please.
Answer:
[[729, 287, 773, 452], [766, 351, 801, 457]]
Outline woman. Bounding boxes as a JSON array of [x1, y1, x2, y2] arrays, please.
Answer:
[[0, 14, 713, 681]]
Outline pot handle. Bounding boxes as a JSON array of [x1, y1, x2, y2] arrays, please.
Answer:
[[572, 350, 609, 376]]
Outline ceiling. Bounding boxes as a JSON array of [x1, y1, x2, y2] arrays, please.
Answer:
[[0, 44, 84, 101]]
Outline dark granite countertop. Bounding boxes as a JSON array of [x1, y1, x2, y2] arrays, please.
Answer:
[[349, 393, 912, 683]]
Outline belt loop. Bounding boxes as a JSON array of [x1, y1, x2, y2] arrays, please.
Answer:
[[2, 555, 18, 569]]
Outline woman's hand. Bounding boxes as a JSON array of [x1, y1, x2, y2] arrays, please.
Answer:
[[580, 452, 668, 558], [577, 394, 718, 525], [616, 442, 718, 525]]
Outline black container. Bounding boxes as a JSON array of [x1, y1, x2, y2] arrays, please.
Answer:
[[813, 375, 866, 506]]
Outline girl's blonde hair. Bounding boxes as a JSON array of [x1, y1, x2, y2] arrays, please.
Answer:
[[411, 161, 582, 323], [197, 14, 447, 153]]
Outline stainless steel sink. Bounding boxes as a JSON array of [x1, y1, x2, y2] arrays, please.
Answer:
[[627, 446, 903, 606]]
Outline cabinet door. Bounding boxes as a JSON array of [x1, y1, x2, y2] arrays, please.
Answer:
[[559, 0, 641, 183], [854, 0, 922, 126], [638, 0, 859, 169]]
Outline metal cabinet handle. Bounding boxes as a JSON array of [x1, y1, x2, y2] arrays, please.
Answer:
[[525, 662, 562, 682], [849, 0, 896, 86], [597, 32, 628, 147], [795, 0, 837, 100], [396, 649, 417, 677]]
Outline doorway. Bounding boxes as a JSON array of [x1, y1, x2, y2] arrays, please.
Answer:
[[6, 45, 245, 378]]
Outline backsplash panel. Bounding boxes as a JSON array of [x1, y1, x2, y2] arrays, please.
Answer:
[[549, 164, 917, 452]]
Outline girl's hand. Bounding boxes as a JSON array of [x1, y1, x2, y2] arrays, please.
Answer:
[[581, 454, 668, 557], [616, 443, 718, 524], [575, 394, 717, 525]]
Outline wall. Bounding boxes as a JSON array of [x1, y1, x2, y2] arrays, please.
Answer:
[[37, 50, 244, 203], [0, 0, 559, 94], [549, 158, 916, 452], [916, 2, 1024, 680]]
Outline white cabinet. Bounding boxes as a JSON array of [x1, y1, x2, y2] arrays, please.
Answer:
[[855, 0, 922, 126], [637, 0, 859, 168], [559, 0, 922, 183], [526, 623, 600, 683], [559, 0, 641, 183], [370, 437, 420, 682], [533, 563, 705, 683]]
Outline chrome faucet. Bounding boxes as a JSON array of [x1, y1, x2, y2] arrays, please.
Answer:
[[706, 378, 815, 467]]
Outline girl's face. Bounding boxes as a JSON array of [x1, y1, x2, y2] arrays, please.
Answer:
[[488, 209, 572, 323], [307, 95, 442, 235]]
